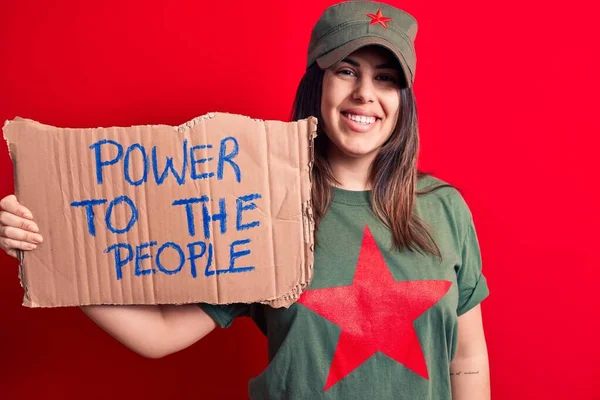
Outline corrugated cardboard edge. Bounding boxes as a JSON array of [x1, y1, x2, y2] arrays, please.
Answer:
[[4, 113, 318, 309], [260, 116, 317, 308], [173, 112, 217, 133], [3, 118, 33, 306]]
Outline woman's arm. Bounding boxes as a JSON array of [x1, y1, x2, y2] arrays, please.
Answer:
[[81, 304, 217, 359], [450, 304, 490, 399], [1, 195, 217, 359]]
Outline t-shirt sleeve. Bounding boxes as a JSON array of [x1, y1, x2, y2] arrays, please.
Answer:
[[197, 302, 251, 328], [456, 216, 490, 316]]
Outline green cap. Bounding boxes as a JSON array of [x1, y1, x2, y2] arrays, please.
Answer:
[[307, 1, 418, 88]]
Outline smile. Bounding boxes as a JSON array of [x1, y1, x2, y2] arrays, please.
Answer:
[[342, 112, 378, 125], [341, 112, 381, 133]]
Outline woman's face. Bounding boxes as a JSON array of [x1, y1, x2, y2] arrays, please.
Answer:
[[320, 46, 402, 162]]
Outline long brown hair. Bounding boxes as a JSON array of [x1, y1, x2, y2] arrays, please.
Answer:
[[291, 57, 453, 258]]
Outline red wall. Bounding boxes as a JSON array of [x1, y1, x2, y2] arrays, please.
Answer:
[[1, 0, 598, 399]]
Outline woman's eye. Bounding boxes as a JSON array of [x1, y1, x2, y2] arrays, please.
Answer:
[[338, 69, 355, 76], [377, 75, 397, 83]]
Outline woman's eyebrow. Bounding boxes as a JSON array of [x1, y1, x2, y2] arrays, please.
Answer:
[[340, 58, 360, 67], [375, 63, 396, 70]]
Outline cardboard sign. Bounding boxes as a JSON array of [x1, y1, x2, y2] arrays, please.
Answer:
[[3, 112, 316, 308]]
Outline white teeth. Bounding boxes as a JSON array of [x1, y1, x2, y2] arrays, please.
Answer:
[[345, 113, 377, 125]]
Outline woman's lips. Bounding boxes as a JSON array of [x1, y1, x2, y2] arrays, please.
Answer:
[[341, 112, 380, 133]]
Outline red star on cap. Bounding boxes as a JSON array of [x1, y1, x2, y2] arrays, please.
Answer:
[[367, 8, 393, 29], [298, 226, 452, 391]]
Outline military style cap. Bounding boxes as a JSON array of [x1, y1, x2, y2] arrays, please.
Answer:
[[307, 1, 418, 88]]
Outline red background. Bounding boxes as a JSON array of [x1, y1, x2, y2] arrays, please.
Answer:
[[1, 0, 598, 399]]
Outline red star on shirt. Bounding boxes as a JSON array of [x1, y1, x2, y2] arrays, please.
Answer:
[[298, 226, 452, 391], [366, 8, 393, 29]]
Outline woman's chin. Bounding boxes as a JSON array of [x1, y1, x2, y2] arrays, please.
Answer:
[[336, 146, 380, 161]]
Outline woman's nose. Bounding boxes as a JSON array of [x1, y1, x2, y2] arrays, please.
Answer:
[[352, 77, 376, 103]]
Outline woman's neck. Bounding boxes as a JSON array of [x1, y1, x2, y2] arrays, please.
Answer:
[[327, 148, 376, 191]]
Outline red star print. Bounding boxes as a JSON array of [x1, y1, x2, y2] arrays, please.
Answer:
[[366, 8, 393, 29], [298, 226, 452, 391]]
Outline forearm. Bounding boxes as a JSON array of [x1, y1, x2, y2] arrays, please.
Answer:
[[450, 353, 490, 400], [80, 304, 169, 358], [80, 303, 216, 358]]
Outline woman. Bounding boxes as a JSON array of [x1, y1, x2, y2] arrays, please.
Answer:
[[0, 1, 490, 399]]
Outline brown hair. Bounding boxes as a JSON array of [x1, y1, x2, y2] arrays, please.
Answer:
[[291, 59, 453, 258]]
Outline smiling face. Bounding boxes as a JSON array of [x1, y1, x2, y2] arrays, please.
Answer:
[[320, 46, 402, 164]]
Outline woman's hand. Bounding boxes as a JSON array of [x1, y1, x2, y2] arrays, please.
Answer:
[[0, 195, 43, 259]]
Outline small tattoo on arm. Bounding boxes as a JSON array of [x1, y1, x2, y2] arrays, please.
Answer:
[[450, 370, 480, 376]]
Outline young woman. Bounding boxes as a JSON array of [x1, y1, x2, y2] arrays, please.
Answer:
[[0, 1, 490, 399]]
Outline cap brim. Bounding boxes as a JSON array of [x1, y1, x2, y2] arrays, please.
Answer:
[[316, 37, 413, 88]]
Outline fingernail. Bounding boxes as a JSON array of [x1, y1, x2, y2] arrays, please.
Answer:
[[24, 212, 33, 219], [32, 235, 43, 244], [30, 224, 39, 233], [27, 243, 37, 250]]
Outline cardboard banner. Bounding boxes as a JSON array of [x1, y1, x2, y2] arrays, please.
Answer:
[[3, 112, 316, 308]]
